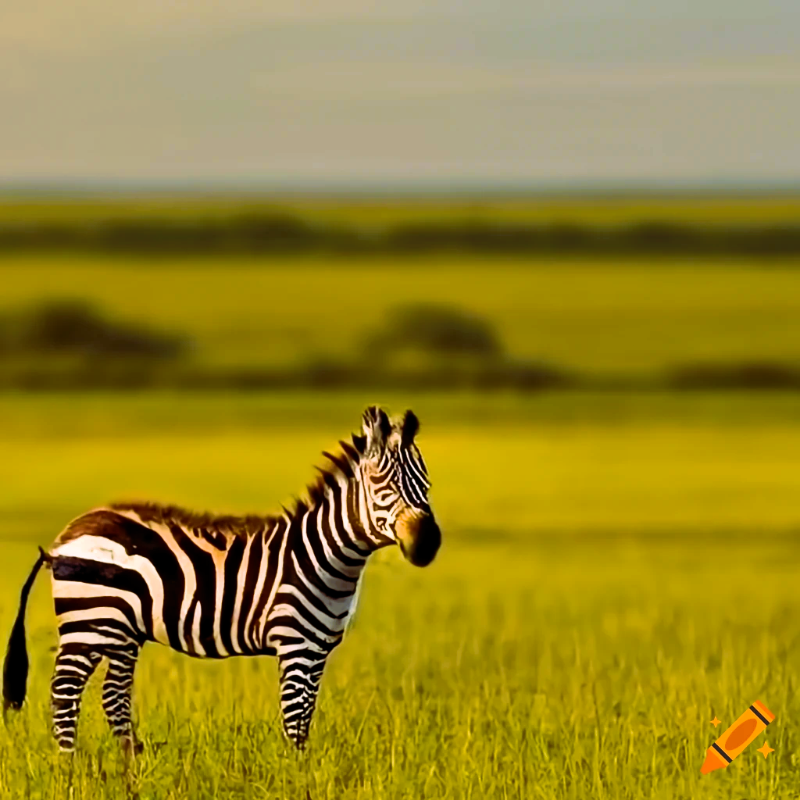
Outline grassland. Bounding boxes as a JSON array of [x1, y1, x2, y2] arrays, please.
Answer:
[[1, 392, 800, 799], [1, 196, 799, 797], [3, 255, 800, 375]]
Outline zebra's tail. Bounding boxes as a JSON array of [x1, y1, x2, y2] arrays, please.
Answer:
[[3, 548, 48, 716]]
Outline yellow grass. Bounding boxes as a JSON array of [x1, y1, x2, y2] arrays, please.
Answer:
[[0, 392, 799, 798]]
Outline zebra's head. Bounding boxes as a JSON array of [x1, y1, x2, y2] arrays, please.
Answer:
[[357, 406, 441, 567]]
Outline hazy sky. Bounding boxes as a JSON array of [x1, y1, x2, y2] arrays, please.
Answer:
[[2, 0, 799, 185]]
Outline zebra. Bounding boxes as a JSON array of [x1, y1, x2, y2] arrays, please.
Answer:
[[2, 406, 440, 754]]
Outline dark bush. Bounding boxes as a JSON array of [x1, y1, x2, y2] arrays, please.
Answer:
[[363, 303, 504, 360], [0, 300, 186, 359]]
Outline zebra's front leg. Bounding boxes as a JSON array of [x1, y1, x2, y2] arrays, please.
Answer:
[[101, 644, 142, 756], [51, 645, 103, 752], [278, 650, 327, 750]]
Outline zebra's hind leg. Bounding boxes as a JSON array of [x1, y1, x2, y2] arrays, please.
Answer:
[[101, 644, 142, 756], [51, 644, 103, 752]]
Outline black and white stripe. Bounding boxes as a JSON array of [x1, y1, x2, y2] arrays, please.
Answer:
[[3, 406, 440, 753]]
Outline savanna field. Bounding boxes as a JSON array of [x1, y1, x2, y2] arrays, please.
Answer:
[[1, 198, 800, 799]]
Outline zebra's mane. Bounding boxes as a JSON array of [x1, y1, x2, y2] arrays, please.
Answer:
[[291, 436, 364, 516], [109, 435, 367, 541]]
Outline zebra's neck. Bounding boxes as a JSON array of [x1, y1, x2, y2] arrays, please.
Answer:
[[259, 469, 387, 652]]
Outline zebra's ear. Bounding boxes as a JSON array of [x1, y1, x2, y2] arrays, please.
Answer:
[[362, 406, 391, 457], [401, 410, 419, 447]]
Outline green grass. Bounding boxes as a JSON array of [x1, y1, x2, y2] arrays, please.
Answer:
[[3, 255, 800, 374], [1, 392, 800, 798]]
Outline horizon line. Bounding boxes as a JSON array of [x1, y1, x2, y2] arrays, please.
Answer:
[[1, 177, 799, 200]]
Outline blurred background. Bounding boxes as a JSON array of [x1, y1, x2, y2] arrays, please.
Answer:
[[2, 1, 800, 797]]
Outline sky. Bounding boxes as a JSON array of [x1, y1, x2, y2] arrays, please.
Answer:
[[1, 0, 799, 187]]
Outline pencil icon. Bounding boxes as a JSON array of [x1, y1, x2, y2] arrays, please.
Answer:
[[701, 700, 775, 774]]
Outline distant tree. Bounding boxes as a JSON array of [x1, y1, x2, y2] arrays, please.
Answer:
[[0, 299, 186, 359], [363, 303, 503, 362]]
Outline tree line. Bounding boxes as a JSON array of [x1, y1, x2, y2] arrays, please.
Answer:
[[1, 215, 800, 257]]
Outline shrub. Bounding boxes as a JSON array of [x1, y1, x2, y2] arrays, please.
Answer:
[[362, 303, 503, 362], [0, 299, 186, 359]]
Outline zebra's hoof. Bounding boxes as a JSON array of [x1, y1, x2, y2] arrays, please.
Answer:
[[122, 738, 144, 757]]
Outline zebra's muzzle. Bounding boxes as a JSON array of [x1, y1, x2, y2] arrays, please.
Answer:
[[397, 512, 441, 567]]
